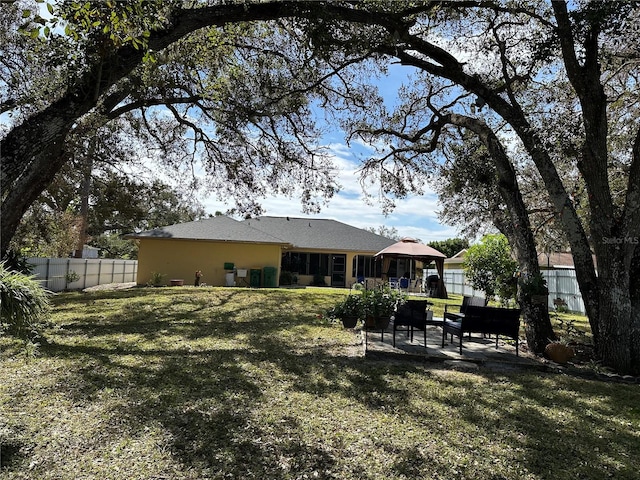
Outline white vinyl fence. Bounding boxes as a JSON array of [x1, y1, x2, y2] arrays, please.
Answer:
[[443, 268, 586, 314], [28, 258, 138, 292]]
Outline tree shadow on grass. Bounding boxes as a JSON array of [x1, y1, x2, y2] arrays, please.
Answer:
[[31, 339, 346, 478], [241, 330, 640, 479], [6, 288, 639, 479], [455, 373, 640, 479], [52, 288, 310, 344]]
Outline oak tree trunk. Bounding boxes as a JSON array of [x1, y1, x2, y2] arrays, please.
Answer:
[[450, 114, 556, 353]]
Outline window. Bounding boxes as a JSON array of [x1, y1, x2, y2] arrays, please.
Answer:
[[352, 255, 382, 278], [282, 252, 329, 275], [282, 252, 306, 273], [309, 253, 329, 275]]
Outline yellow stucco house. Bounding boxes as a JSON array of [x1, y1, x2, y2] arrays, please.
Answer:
[[443, 249, 467, 270], [126, 216, 397, 288]]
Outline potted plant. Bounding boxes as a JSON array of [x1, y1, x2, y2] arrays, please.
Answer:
[[362, 286, 406, 329], [325, 294, 363, 328], [544, 341, 576, 364]]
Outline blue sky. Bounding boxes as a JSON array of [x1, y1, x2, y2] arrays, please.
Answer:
[[202, 141, 459, 242], [203, 64, 462, 243]]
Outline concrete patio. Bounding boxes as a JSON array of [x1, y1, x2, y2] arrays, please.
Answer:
[[362, 319, 543, 372]]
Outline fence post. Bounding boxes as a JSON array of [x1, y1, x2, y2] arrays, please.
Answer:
[[45, 258, 51, 290], [83, 259, 88, 289]]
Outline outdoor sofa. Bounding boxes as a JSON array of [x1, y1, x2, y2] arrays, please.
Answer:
[[442, 305, 522, 356]]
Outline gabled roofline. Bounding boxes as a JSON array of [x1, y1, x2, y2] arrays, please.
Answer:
[[125, 235, 291, 247]]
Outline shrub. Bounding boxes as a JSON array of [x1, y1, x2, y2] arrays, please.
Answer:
[[65, 270, 80, 288], [311, 273, 326, 286], [279, 270, 293, 285], [2, 249, 34, 274], [147, 272, 166, 287], [0, 262, 50, 340], [463, 233, 518, 302], [519, 272, 549, 298]]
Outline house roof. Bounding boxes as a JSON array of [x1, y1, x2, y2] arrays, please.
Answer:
[[444, 249, 592, 269], [124, 215, 289, 245], [125, 215, 395, 252], [242, 216, 396, 252], [537, 252, 598, 269], [444, 249, 467, 264]]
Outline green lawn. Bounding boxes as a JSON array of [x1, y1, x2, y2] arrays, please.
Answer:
[[1, 287, 638, 479]]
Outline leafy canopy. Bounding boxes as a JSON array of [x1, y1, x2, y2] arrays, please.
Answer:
[[428, 238, 469, 259], [463, 234, 518, 303]]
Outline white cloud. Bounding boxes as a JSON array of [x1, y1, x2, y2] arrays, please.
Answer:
[[202, 141, 461, 243]]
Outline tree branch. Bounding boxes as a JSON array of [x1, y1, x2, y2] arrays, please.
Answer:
[[551, 1, 585, 93], [107, 95, 203, 119]]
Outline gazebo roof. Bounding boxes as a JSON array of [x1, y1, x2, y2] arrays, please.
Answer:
[[375, 238, 448, 298], [374, 238, 446, 260]]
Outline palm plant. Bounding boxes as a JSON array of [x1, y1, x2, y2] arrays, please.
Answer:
[[0, 262, 50, 340]]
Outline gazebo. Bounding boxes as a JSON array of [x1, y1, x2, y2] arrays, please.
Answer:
[[374, 237, 448, 298]]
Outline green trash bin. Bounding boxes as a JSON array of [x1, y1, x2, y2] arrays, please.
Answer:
[[250, 269, 261, 288], [263, 267, 277, 288]]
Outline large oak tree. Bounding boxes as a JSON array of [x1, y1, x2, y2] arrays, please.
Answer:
[[334, 1, 640, 373], [2, 1, 639, 373], [2, 0, 369, 255]]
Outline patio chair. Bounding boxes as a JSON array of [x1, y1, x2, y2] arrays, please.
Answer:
[[442, 305, 521, 355], [444, 295, 487, 322], [426, 274, 440, 296], [393, 299, 436, 347]]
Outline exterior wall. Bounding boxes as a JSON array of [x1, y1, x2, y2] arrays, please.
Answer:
[[136, 238, 282, 287], [443, 260, 464, 270], [295, 273, 322, 287]]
